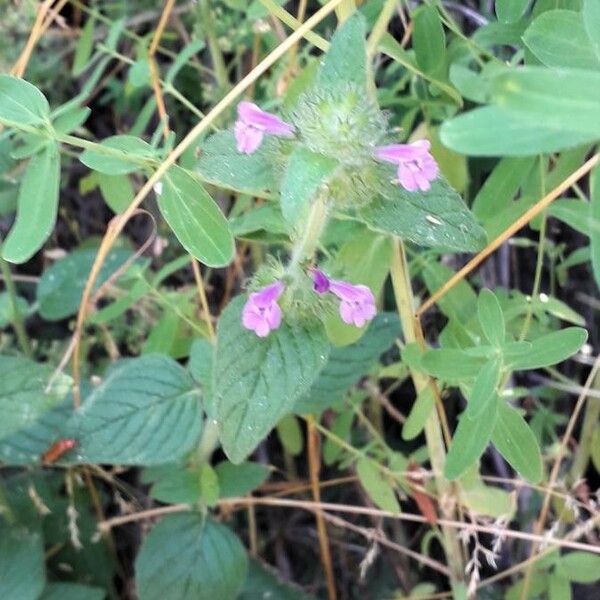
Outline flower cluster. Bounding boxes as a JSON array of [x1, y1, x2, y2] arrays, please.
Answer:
[[241, 270, 376, 337]]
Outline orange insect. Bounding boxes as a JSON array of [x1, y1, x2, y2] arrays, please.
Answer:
[[41, 439, 78, 464]]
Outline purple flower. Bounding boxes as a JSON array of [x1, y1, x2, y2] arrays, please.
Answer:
[[312, 269, 376, 328], [374, 140, 439, 192], [234, 101, 295, 154], [242, 281, 285, 337]]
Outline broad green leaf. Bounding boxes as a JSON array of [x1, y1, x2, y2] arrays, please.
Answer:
[[40, 583, 105, 600], [445, 396, 498, 480], [195, 131, 278, 197], [79, 135, 157, 175], [412, 5, 446, 76], [523, 10, 600, 69], [506, 327, 587, 370], [98, 172, 133, 213], [0, 521, 45, 600], [0, 291, 29, 327], [295, 313, 400, 414], [477, 289, 505, 346], [276, 414, 303, 456], [591, 165, 600, 288], [317, 13, 367, 90], [0, 75, 50, 125], [159, 166, 234, 267], [52, 106, 90, 134], [214, 296, 329, 463], [360, 176, 487, 252], [549, 198, 599, 237], [420, 348, 485, 381], [458, 467, 516, 518], [72, 16, 95, 75], [231, 203, 288, 241], [356, 457, 400, 512], [150, 469, 202, 504], [135, 514, 248, 600], [440, 105, 597, 156], [465, 357, 501, 421], [584, 0, 600, 60], [3, 143, 60, 263], [215, 461, 270, 498], [403, 386, 435, 441], [280, 147, 338, 225], [70, 355, 202, 465], [496, 0, 531, 22], [492, 67, 600, 137], [492, 402, 543, 483], [239, 559, 316, 600], [0, 356, 71, 441], [558, 552, 600, 582], [548, 575, 571, 600], [37, 247, 133, 320]]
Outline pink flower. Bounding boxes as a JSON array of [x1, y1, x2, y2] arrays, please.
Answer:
[[234, 101, 295, 154], [312, 269, 376, 328], [242, 281, 285, 337], [374, 140, 439, 192]]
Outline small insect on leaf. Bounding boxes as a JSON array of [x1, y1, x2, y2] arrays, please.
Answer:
[[42, 439, 78, 464]]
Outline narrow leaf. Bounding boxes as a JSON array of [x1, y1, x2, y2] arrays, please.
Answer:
[[591, 165, 600, 288], [356, 457, 400, 513], [412, 5, 446, 76], [465, 357, 501, 421], [496, 0, 531, 23], [477, 289, 505, 346], [0, 75, 50, 125], [79, 135, 156, 175], [584, 0, 600, 60]]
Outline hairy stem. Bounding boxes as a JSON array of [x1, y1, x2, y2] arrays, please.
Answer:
[[288, 194, 329, 272]]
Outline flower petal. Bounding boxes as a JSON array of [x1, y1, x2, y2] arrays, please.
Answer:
[[237, 101, 294, 136], [235, 121, 264, 154]]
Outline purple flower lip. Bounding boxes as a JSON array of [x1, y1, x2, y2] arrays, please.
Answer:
[[242, 280, 285, 337], [311, 269, 376, 328], [234, 101, 295, 154], [374, 140, 439, 192]]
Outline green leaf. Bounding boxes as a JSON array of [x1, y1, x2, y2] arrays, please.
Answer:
[[0, 356, 71, 441], [195, 131, 278, 197], [591, 165, 600, 288], [280, 147, 338, 225], [0, 521, 45, 600], [558, 552, 600, 583], [40, 583, 105, 600], [360, 177, 487, 252], [317, 13, 367, 90], [199, 463, 220, 506], [98, 172, 133, 213], [135, 514, 248, 600], [70, 355, 202, 465], [295, 313, 400, 414], [276, 414, 304, 456], [215, 461, 270, 498], [440, 105, 598, 156], [506, 327, 587, 370], [214, 296, 329, 463], [584, 0, 600, 60], [496, 0, 531, 23], [52, 106, 90, 134], [72, 16, 96, 76], [465, 357, 501, 421], [356, 457, 400, 512], [549, 198, 597, 236], [548, 575, 572, 600], [491, 402, 543, 483], [239, 559, 316, 600], [0, 291, 29, 327], [403, 386, 435, 441], [477, 289, 506, 346], [0, 75, 50, 125], [523, 10, 600, 69], [445, 396, 498, 480], [3, 143, 60, 263], [150, 469, 201, 504], [159, 166, 234, 267], [323, 410, 354, 465], [412, 5, 446, 76], [420, 348, 485, 381], [37, 247, 133, 321], [491, 67, 600, 137], [79, 135, 156, 175], [458, 467, 516, 518]]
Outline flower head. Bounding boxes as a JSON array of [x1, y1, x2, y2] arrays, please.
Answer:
[[242, 281, 285, 337], [374, 140, 439, 192], [311, 269, 376, 328], [234, 101, 295, 154]]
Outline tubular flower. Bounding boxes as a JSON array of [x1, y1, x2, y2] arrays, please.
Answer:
[[242, 281, 285, 337], [234, 101, 295, 154], [312, 269, 376, 328], [374, 140, 439, 192]]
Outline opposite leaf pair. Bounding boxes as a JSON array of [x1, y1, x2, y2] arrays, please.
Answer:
[[242, 270, 376, 337]]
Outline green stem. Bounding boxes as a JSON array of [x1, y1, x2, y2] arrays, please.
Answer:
[[389, 238, 465, 585], [196, 418, 220, 465], [0, 256, 32, 357], [569, 371, 600, 484], [288, 194, 330, 272], [197, 0, 229, 92]]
